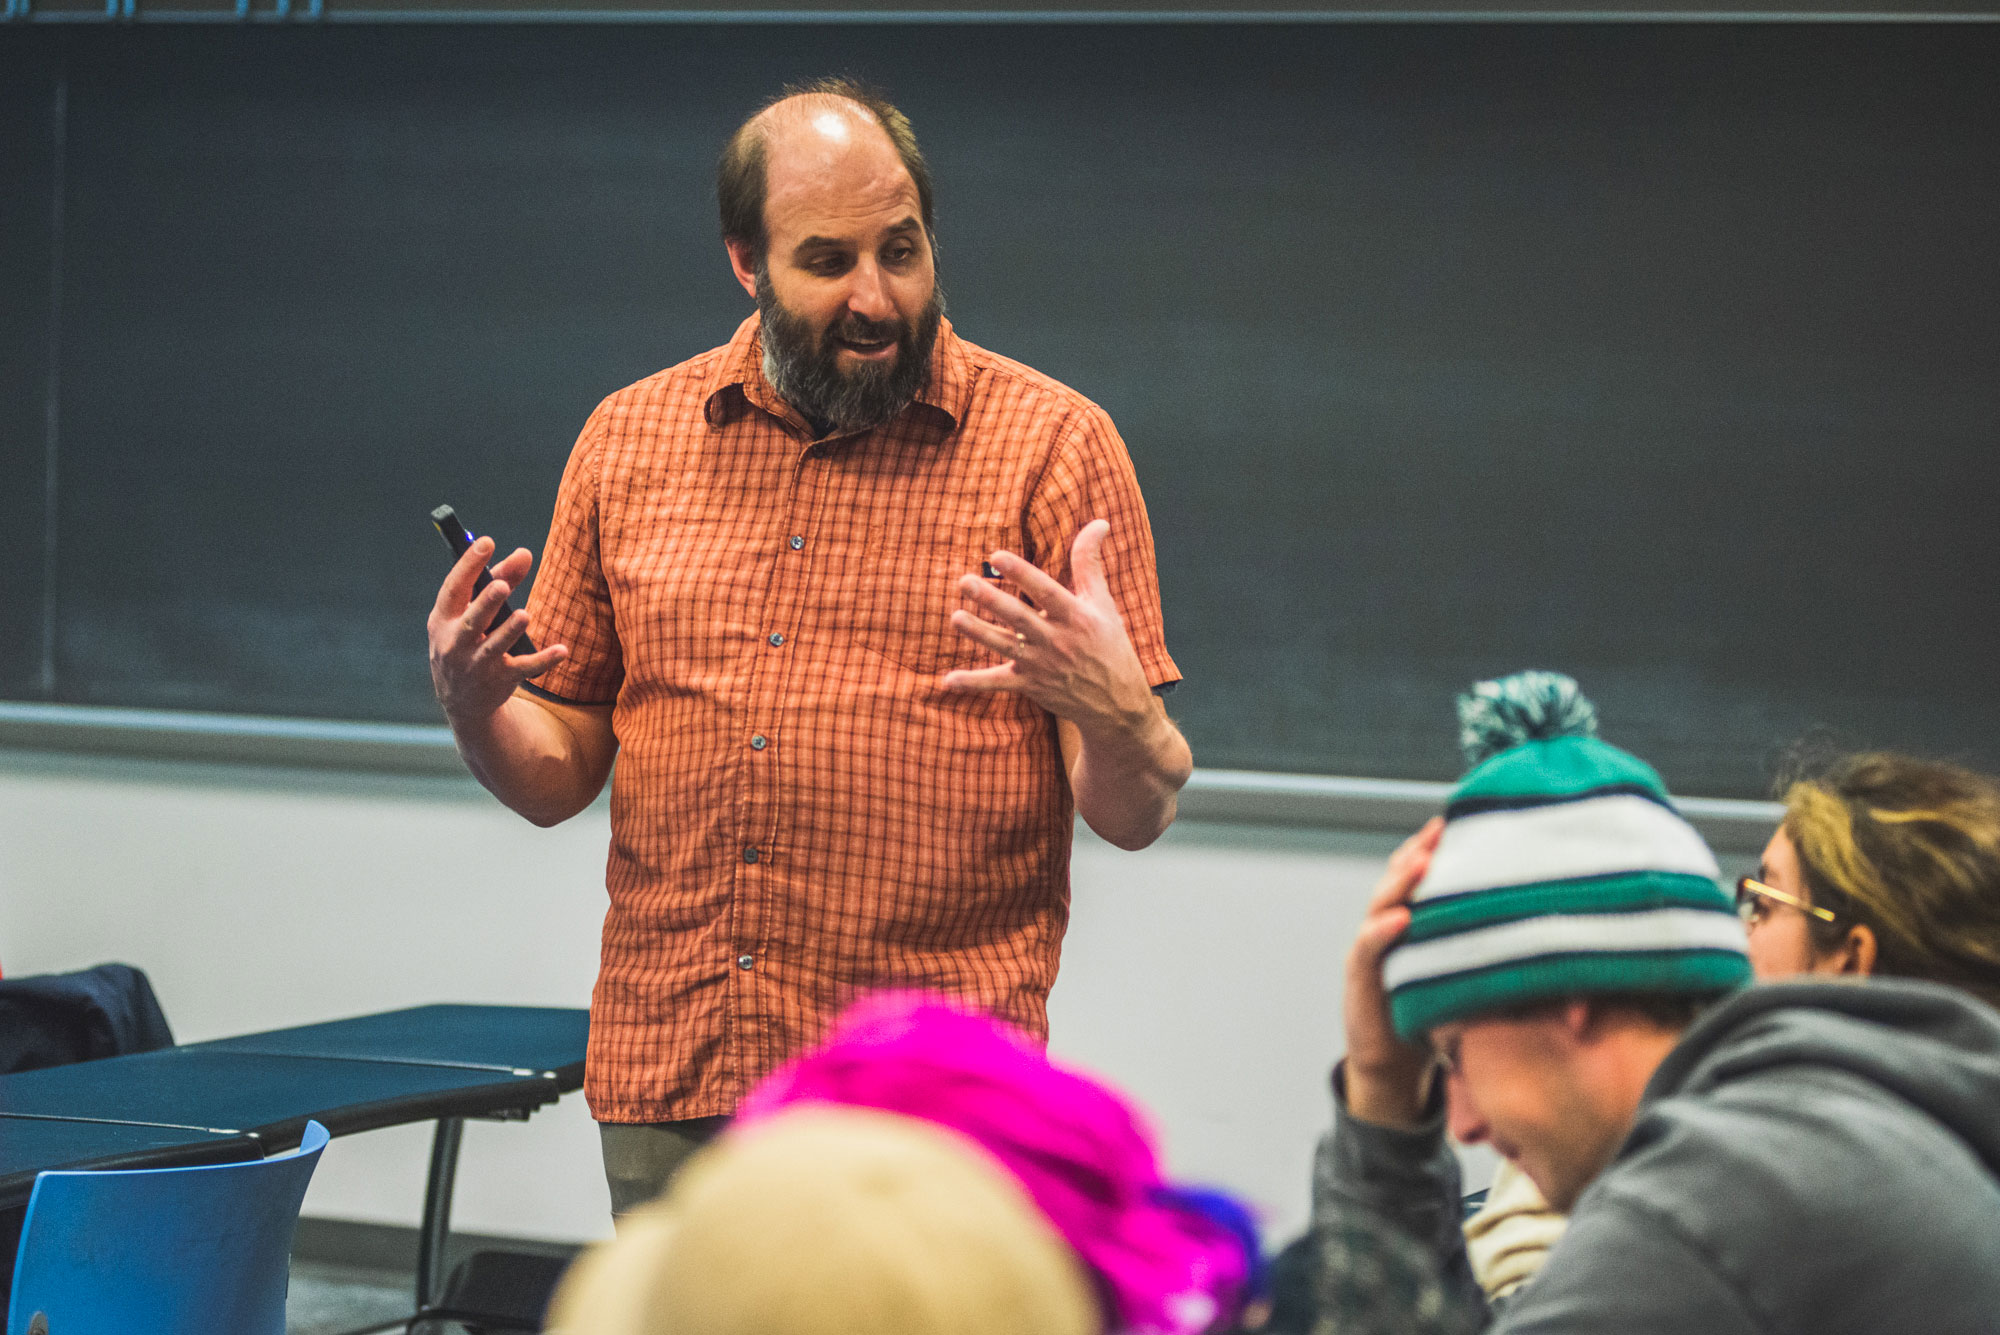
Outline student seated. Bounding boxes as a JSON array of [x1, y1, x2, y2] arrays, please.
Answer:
[[546, 1104, 1099, 1335], [1465, 740, 2000, 1298], [550, 994, 1257, 1335], [1311, 672, 2000, 1334], [1738, 749, 2000, 1005]]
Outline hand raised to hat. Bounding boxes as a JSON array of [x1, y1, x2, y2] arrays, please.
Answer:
[[941, 519, 1158, 737], [1344, 818, 1445, 1131]]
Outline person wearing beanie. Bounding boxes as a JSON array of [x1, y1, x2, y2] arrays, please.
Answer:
[[543, 1105, 1099, 1335], [1307, 671, 2000, 1334], [1463, 744, 2000, 1301]]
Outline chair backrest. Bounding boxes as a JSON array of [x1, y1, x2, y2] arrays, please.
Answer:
[[5, 1120, 330, 1335]]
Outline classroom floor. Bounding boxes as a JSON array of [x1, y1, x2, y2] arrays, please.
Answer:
[[289, 1257, 564, 1334], [285, 1230, 577, 1334], [287, 1259, 428, 1335]]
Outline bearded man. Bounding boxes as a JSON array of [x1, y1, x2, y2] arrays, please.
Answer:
[[425, 79, 1191, 1215]]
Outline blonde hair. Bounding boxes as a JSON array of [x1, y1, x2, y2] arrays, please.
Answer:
[[1782, 753, 2000, 1010], [545, 1106, 1097, 1335]]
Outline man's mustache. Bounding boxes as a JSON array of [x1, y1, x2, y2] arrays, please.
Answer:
[[830, 314, 904, 344]]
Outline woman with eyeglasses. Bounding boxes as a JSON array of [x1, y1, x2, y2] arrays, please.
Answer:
[[1736, 751, 2000, 1008]]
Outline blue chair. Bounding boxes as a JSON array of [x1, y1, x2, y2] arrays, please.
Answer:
[[5, 1119, 330, 1335]]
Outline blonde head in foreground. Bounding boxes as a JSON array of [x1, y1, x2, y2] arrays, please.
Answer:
[[545, 1105, 1099, 1335]]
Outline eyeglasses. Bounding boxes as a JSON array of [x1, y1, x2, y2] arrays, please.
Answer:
[[1735, 875, 1837, 925]]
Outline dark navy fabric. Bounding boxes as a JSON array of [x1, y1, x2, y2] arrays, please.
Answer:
[[0, 963, 174, 1075]]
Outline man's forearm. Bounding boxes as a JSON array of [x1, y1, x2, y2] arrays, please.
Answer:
[[451, 693, 613, 827], [1319, 1064, 1467, 1244], [1314, 1064, 1491, 1328], [1067, 703, 1192, 850]]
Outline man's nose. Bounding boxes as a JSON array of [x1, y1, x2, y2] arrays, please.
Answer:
[[1445, 1078, 1489, 1146], [844, 258, 894, 323]]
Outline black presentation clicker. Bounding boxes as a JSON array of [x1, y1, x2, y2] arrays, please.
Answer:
[[431, 504, 536, 657]]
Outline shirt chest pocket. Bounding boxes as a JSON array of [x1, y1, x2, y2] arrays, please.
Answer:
[[853, 523, 1016, 677]]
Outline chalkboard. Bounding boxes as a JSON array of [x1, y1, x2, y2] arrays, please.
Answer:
[[0, 52, 55, 704], [3, 22, 1997, 798]]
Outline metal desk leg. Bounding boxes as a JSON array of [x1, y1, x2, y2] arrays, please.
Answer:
[[416, 1116, 464, 1311]]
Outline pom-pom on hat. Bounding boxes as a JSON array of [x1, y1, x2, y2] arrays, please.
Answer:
[[1384, 671, 1751, 1039]]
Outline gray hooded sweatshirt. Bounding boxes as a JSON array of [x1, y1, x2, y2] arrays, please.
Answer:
[[1312, 978, 2000, 1334]]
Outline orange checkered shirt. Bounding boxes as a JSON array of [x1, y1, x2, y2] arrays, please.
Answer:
[[526, 314, 1179, 1123]]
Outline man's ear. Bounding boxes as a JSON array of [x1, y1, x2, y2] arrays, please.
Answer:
[[1562, 998, 1600, 1045], [724, 239, 760, 300]]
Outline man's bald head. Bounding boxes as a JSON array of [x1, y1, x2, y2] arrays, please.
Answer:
[[718, 78, 936, 265]]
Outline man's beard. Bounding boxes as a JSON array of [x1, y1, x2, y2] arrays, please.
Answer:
[[757, 266, 944, 434]]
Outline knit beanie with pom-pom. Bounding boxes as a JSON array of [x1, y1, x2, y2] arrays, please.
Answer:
[[1384, 671, 1751, 1039]]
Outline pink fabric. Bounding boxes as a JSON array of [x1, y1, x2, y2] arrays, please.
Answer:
[[736, 994, 1250, 1335]]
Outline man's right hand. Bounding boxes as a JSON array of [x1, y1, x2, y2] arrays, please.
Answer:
[[1342, 816, 1445, 1130], [427, 537, 568, 726]]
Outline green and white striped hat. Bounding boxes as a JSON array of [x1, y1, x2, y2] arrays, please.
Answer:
[[1385, 672, 1751, 1039]]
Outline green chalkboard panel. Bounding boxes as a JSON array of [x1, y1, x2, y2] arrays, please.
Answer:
[[2, 22, 1996, 797], [0, 48, 57, 702]]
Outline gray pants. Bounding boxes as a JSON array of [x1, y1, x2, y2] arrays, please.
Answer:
[[598, 1116, 729, 1219]]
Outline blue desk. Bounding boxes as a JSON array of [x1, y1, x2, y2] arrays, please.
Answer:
[[0, 1003, 588, 1325], [0, 1118, 258, 1191], [187, 1003, 587, 1082], [0, 1049, 560, 1144]]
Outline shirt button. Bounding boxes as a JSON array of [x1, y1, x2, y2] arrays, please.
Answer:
[[750, 734, 767, 750], [767, 632, 785, 647], [789, 535, 804, 551], [737, 954, 754, 971], [742, 846, 759, 864]]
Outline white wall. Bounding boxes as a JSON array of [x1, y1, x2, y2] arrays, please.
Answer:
[[0, 748, 1487, 1246]]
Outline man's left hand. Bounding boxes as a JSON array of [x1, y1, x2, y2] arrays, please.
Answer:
[[941, 519, 1155, 737]]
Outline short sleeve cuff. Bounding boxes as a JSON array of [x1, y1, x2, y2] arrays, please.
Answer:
[[520, 677, 616, 708]]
